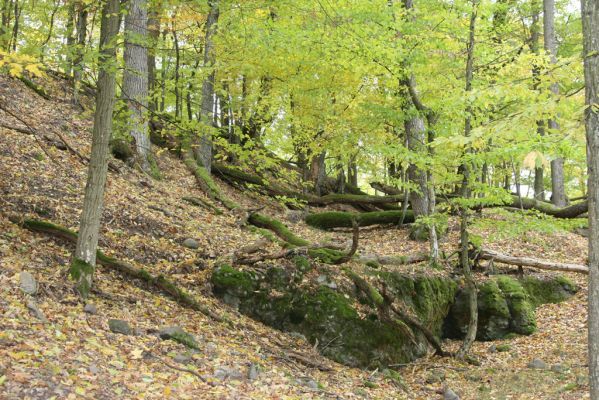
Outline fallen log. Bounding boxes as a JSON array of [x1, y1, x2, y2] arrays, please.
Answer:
[[307, 193, 404, 207], [479, 248, 588, 274], [305, 210, 415, 230], [13, 217, 229, 323], [371, 181, 588, 219], [359, 253, 429, 266]]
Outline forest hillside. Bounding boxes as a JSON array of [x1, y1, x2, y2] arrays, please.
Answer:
[[0, 68, 592, 399]]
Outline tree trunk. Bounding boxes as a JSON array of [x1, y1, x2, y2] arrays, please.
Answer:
[[195, 0, 219, 173], [147, 1, 160, 113], [457, 0, 479, 360], [123, 0, 155, 177], [310, 151, 327, 196], [405, 116, 429, 216], [72, 3, 88, 105], [71, 0, 120, 299], [531, 2, 545, 201], [582, 0, 599, 396], [544, 0, 566, 207]]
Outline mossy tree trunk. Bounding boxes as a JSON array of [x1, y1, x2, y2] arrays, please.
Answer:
[[71, 0, 120, 299]]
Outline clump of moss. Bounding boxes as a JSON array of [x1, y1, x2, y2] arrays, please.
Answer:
[[211, 264, 256, 297], [293, 255, 311, 272], [308, 247, 347, 264], [521, 275, 578, 307]]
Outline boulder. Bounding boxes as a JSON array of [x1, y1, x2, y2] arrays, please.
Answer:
[[19, 271, 37, 295], [159, 326, 199, 349], [182, 238, 200, 249], [108, 319, 133, 335]]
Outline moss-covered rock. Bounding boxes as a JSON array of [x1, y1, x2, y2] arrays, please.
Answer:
[[444, 275, 577, 340], [211, 264, 457, 368]]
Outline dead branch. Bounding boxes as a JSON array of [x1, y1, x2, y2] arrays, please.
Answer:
[[478, 248, 588, 274]]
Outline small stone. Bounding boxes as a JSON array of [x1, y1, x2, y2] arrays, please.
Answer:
[[205, 342, 218, 355], [443, 386, 460, 400], [326, 281, 338, 289], [89, 364, 100, 374], [527, 358, 548, 369], [316, 275, 327, 284], [84, 303, 97, 315], [182, 238, 199, 249], [248, 363, 259, 381], [214, 366, 243, 381], [551, 364, 567, 373], [159, 326, 199, 349], [26, 300, 48, 322], [425, 370, 445, 384], [488, 344, 497, 353], [108, 319, 133, 335], [19, 271, 37, 295], [301, 378, 319, 390], [173, 353, 192, 364]]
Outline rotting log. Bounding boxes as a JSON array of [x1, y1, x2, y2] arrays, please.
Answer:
[[479, 248, 588, 274], [305, 210, 415, 230], [359, 253, 429, 267], [248, 213, 310, 247], [13, 217, 228, 323], [184, 154, 239, 210]]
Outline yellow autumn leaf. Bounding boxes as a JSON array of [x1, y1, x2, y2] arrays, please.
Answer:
[[25, 63, 44, 77], [164, 386, 172, 397]]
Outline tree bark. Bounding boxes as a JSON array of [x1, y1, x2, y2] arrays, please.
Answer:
[[195, 0, 219, 173], [123, 0, 156, 177], [582, 0, 599, 396], [72, 2, 88, 105], [544, 0, 566, 207], [147, 1, 161, 113], [71, 0, 120, 299]]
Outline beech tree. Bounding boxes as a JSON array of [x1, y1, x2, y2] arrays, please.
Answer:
[[583, 0, 599, 396], [123, 0, 157, 177], [70, 0, 120, 298]]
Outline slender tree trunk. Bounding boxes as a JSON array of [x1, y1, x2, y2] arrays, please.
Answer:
[[531, 2, 545, 200], [195, 0, 219, 173], [71, 0, 120, 299], [582, 0, 599, 397], [172, 20, 181, 119], [405, 116, 429, 216], [544, 0, 566, 206], [72, 3, 88, 106], [457, 0, 479, 359], [64, 1, 76, 76], [159, 28, 167, 112], [348, 156, 358, 187], [123, 0, 155, 176], [9, 0, 19, 52]]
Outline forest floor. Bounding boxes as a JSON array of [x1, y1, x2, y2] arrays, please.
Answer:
[[0, 73, 592, 399]]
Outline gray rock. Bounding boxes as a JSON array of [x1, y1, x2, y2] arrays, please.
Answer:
[[286, 210, 307, 224], [182, 238, 199, 249], [89, 364, 100, 374], [19, 271, 37, 295], [527, 358, 548, 370], [551, 364, 567, 373], [26, 300, 48, 322], [214, 366, 244, 381], [205, 342, 218, 355], [443, 387, 460, 400], [299, 378, 319, 390], [247, 363, 259, 381], [488, 344, 497, 353], [159, 326, 199, 349], [173, 353, 192, 364], [84, 303, 97, 315], [108, 319, 133, 335]]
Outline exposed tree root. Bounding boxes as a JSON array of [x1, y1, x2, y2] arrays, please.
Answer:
[[12, 217, 229, 324], [478, 248, 588, 274], [344, 268, 448, 356]]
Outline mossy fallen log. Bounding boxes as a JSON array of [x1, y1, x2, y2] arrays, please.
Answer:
[[307, 193, 404, 207], [479, 248, 588, 274], [184, 155, 239, 210], [18, 75, 51, 100], [248, 213, 310, 247], [371, 181, 587, 218], [15, 218, 227, 324], [305, 210, 415, 230]]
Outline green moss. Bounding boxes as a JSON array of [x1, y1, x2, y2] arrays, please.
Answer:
[[521, 275, 578, 307], [293, 256, 311, 272], [496, 343, 511, 352], [363, 381, 378, 389], [365, 260, 381, 269], [478, 280, 510, 319], [211, 264, 256, 297], [169, 331, 200, 350], [308, 247, 347, 264], [69, 258, 94, 281], [23, 219, 77, 240], [110, 138, 133, 162], [248, 213, 309, 247], [305, 210, 415, 230]]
